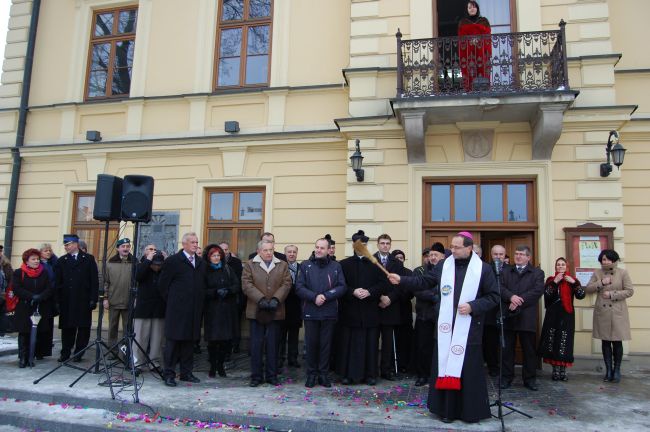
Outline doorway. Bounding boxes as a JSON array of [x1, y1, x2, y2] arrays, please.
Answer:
[[434, 0, 516, 37]]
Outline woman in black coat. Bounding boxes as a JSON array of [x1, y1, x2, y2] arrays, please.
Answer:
[[538, 257, 585, 381], [12, 248, 55, 367], [203, 244, 240, 377]]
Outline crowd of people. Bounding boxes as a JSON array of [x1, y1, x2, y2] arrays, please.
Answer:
[[0, 228, 634, 424]]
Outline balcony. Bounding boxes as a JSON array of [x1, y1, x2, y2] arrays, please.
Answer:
[[391, 21, 578, 163]]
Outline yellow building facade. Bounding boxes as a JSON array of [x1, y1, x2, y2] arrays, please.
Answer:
[[0, 0, 648, 359]]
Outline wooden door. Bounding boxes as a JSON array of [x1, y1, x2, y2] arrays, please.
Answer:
[[481, 231, 538, 366], [482, 232, 535, 266]]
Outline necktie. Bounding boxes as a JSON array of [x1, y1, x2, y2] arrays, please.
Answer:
[[381, 256, 387, 267], [189, 255, 194, 267], [517, 266, 524, 274]]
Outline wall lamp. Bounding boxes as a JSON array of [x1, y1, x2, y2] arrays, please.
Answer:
[[599, 131, 627, 177], [350, 139, 364, 182], [86, 130, 102, 142]]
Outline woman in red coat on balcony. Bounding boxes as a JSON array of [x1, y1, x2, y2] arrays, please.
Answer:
[[458, 1, 492, 91]]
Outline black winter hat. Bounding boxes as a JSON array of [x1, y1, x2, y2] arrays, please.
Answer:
[[352, 230, 369, 243], [431, 242, 445, 255]]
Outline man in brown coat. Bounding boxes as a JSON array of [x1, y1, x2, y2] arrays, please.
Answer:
[[103, 238, 134, 356], [242, 239, 292, 387]]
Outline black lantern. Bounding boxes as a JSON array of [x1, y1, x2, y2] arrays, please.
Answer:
[[600, 131, 627, 177], [350, 139, 364, 182]]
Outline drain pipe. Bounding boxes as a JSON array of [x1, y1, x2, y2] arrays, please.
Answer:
[[3, 0, 42, 259]]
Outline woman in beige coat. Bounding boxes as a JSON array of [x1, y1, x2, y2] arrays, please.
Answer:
[[585, 249, 633, 383]]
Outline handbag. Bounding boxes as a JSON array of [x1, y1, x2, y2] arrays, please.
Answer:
[[4, 282, 18, 313]]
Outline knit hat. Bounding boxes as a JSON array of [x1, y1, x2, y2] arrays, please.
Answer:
[[351, 230, 369, 243]]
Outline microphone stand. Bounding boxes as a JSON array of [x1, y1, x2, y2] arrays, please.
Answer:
[[490, 259, 532, 431]]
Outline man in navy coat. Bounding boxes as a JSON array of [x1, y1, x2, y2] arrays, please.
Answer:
[[296, 238, 346, 388], [55, 234, 99, 362]]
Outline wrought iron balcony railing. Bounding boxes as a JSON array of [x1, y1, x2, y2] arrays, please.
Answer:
[[396, 21, 569, 98]]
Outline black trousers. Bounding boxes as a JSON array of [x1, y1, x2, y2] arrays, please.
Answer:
[[502, 330, 537, 382], [379, 324, 396, 375], [279, 321, 300, 363], [395, 322, 413, 371], [163, 339, 194, 379], [232, 293, 247, 349], [61, 327, 90, 357], [482, 325, 500, 374], [249, 319, 280, 381], [304, 319, 335, 377], [207, 340, 232, 366], [414, 319, 435, 378]]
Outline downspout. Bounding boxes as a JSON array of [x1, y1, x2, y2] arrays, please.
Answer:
[[3, 0, 42, 259]]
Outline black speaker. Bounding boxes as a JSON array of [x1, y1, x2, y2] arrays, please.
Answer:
[[93, 174, 123, 221], [121, 175, 154, 222]]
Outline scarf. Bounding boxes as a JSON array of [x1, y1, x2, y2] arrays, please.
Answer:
[[436, 252, 482, 391], [210, 262, 223, 270], [21, 263, 44, 279], [554, 271, 574, 314], [288, 262, 298, 283]]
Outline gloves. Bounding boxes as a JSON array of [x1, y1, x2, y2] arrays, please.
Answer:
[[90, 302, 97, 311], [217, 288, 229, 299], [267, 297, 280, 311], [258, 298, 271, 310]]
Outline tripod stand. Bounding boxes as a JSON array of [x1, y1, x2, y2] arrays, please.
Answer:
[[35, 222, 162, 402], [34, 221, 123, 399], [489, 259, 532, 431], [86, 221, 162, 402], [34, 222, 124, 398]]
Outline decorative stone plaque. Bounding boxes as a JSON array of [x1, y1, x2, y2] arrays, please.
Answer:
[[136, 211, 179, 258], [461, 129, 494, 161]]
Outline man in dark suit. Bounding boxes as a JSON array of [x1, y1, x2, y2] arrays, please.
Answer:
[[373, 234, 407, 380], [159, 232, 206, 387], [55, 234, 99, 362], [500, 245, 544, 391], [483, 244, 509, 377], [279, 244, 302, 369]]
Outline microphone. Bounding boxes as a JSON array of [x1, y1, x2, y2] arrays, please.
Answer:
[[493, 258, 502, 276]]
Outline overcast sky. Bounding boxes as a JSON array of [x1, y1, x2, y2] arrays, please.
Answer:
[[0, 2, 11, 81]]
